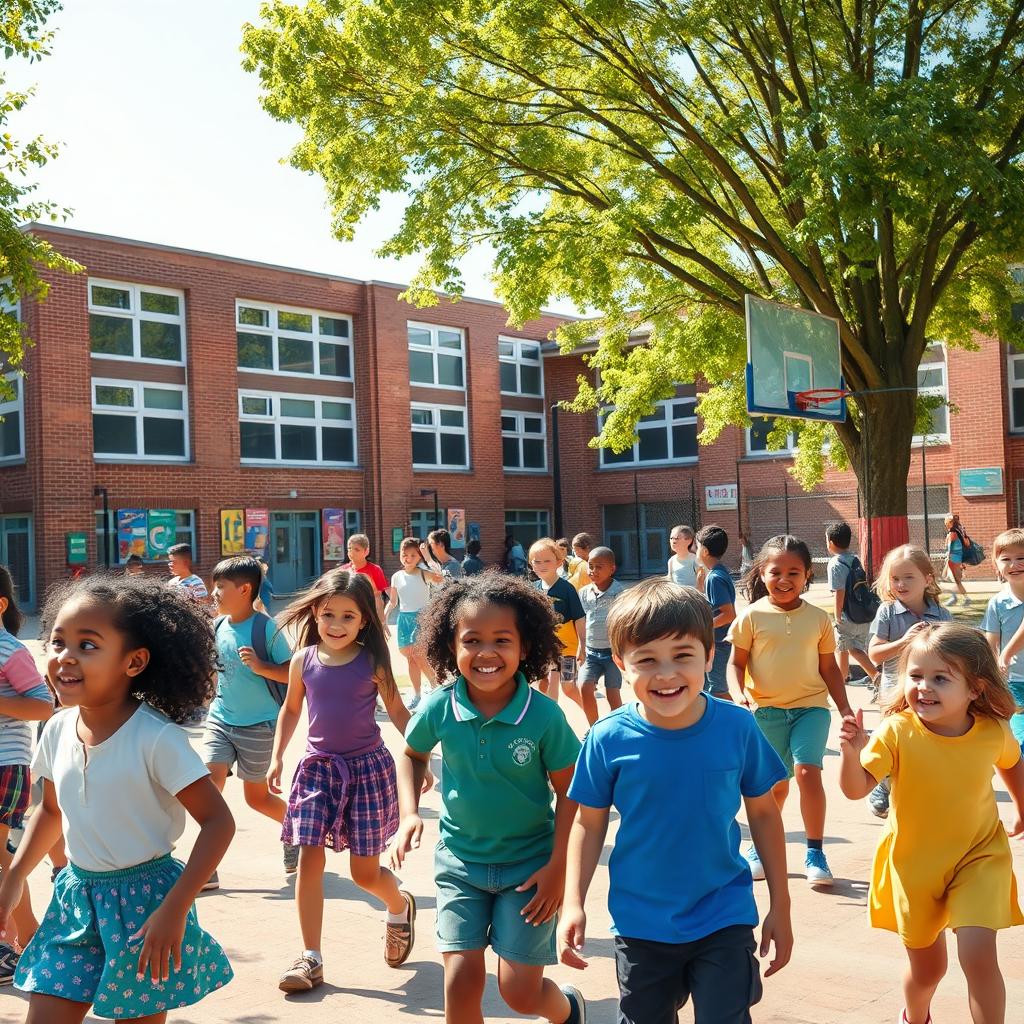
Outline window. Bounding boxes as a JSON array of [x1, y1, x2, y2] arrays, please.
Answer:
[[0, 372, 24, 462], [504, 509, 550, 550], [410, 509, 445, 539], [746, 417, 797, 456], [236, 302, 353, 380], [408, 323, 465, 389], [238, 391, 356, 466], [498, 337, 543, 396], [411, 403, 468, 468], [95, 509, 195, 566], [599, 397, 698, 467], [915, 343, 948, 442], [1009, 349, 1024, 433], [345, 510, 361, 536], [501, 411, 547, 471], [89, 280, 185, 364], [92, 379, 188, 460]]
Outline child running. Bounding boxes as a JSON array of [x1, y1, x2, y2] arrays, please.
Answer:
[[269, 568, 424, 993], [529, 538, 585, 707], [727, 534, 853, 887], [0, 573, 234, 1021], [839, 623, 1024, 1024], [391, 574, 585, 1024], [577, 546, 627, 725], [866, 545, 951, 818], [388, 537, 437, 711]]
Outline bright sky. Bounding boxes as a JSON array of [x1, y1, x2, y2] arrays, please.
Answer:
[[9, 0, 575, 311]]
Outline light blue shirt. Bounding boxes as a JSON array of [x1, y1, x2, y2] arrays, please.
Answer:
[[869, 599, 952, 690], [569, 697, 786, 944], [578, 579, 627, 649], [209, 614, 292, 727], [981, 590, 1024, 681]]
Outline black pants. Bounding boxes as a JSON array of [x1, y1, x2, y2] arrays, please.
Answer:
[[615, 925, 763, 1024]]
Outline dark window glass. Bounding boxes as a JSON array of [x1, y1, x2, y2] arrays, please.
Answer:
[[140, 321, 182, 361], [522, 438, 545, 468], [322, 426, 354, 463], [94, 414, 137, 454], [237, 332, 273, 369], [91, 285, 131, 309], [238, 306, 269, 327], [140, 292, 179, 315], [0, 411, 20, 457], [520, 364, 541, 395], [281, 423, 317, 460], [748, 418, 773, 452], [279, 337, 314, 374], [409, 350, 434, 384], [240, 422, 275, 460], [439, 409, 463, 427], [89, 314, 133, 356], [319, 342, 351, 377], [500, 363, 518, 393], [602, 446, 631, 465], [278, 311, 313, 332], [143, 417, 185, 457], [1013, 389, 1024, 431], [320, 317, 349, 337], [637, 426, 669, 462], [503, 437, 520, 468], [439, 432, 466, 466], [437, 354, 463, 387], [412, 432, 436, 464], [672, 422, 698, 459]]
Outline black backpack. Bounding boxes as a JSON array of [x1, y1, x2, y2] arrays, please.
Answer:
[[214, 612, 289, 707], [842, 555, 881, 625]]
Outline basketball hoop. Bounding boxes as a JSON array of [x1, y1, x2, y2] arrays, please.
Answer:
[[794, 387, 851, 412]]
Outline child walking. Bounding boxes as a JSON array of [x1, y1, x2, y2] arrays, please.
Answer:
[[0, 574, 234, 1022], [666, 525, 698, 588], [269, 568, 423, 993], [577, 546, 627, 725], [529, 537, 586, 706], [839, 623, 1024, 1024], [980, 528, 1024, 747], [727, 534, 853, 887], [388, 537, 437, 711], [866, 545, 951, 818], [391, 574, 585, 1024]]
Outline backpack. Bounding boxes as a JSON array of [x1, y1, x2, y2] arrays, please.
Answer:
[[961, 537, 985, 566], [841, 555, 881, 625], [214, 612, 289, 708]]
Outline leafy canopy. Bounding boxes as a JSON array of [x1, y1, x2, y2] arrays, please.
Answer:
[[243, 1, 1024, 487]]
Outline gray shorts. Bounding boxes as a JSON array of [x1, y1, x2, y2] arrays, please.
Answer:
[[578, 647, 622, 689], [200, 717, 276, 782], [833, 617, 870, 653]]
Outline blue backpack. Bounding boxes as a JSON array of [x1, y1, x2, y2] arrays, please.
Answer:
[[843, 555, 881, 625], [214, 612, 289, 707]]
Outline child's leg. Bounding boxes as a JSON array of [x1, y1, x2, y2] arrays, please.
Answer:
[[417, 651, 437, 687], [850, 646, 877, 678], [837, 647, 850, 679], [904, 933, 947, 1023], [956, 927, 1004, 1023], [604, 659, 624, 712], [349, 853, 408, 915], [790, 709, 832, 841], [442, 949, 487, 1024], [241, 779, 287, 824], [0, 822, 37, 946], [296, 845, 327, 950], [205, 761, 231, 792], [400, 645, 422, 697], [683, 925, 763, 1024], [497, 958, 570, 1022], [793, 765, 826, 841], [545, 668, 561, 704], [25, 994, 91, 1024], [579, 682, 599, 725]]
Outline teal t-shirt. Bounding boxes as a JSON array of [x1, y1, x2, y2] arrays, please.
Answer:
[[405, 674, 581, 864], [209, 614, 292, 727]]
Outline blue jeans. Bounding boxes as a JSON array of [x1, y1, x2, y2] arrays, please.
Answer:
[[705, 641, 731, 695]]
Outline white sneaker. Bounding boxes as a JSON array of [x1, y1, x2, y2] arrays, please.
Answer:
[[743, 844, 765, 881], [805, 848, 834, 886]]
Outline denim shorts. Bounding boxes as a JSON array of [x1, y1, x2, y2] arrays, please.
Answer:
[[753, 706, 831, 777], [433, 841, 557, 965], [704, 642, 730, 696], [397, 610, 421, 649], [578, 647, 622, 689]]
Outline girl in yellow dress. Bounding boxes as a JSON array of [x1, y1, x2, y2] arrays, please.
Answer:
[[838, 622, 1024, 1024]]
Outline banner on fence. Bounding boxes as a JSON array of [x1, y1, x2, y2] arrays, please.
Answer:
[[146, 509, 177, 559]]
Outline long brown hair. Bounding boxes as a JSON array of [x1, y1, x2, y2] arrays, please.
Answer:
[[278, 568, 397, 701]]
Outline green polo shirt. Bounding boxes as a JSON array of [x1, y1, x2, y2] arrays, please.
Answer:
[[405, 674, 581, 864]]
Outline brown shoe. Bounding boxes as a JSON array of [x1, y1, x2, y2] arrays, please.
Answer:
[[384, 890, 416, 967], [279, 953, 324, 993]]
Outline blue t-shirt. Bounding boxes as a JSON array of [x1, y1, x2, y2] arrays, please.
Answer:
[[209, 614, 293, 727], [704, 564, 736, 645], [569, 697, 786, 943], [982, 591, 1024, 681]]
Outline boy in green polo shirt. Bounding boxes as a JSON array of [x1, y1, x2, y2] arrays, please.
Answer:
[[391, 574, 586, 1024]]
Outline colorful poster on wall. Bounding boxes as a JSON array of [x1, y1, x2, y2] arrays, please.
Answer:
[[146, 509, 177, 559], [245, 508, 269, 558], [322, 508, 346, 560], [469, 522, 480, 543], [117, 509, 148, 562], [447, 508, 466, 549], [220, 509, 245, 555]]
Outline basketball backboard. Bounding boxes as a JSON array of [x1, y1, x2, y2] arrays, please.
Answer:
[[745, 294, 847, 422]]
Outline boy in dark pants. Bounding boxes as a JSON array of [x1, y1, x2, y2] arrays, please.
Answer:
[[695, 524, 736, 699]]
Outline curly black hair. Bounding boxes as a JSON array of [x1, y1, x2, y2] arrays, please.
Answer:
[[416, 568, 563, 681], [40, 573, 217, 723]]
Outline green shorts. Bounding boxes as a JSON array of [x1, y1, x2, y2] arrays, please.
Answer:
[[433, 841, 557, 966], [753, 706, 831, 778]]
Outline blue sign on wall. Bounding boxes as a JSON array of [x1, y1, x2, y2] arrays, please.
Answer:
[[959, 467, 1003, 497]]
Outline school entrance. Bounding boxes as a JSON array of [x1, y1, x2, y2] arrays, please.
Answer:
[[270, 511, 320, 595], [1, 515, 35, 609]]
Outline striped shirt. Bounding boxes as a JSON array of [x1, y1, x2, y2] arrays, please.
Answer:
[[0, 628, 53, 766]]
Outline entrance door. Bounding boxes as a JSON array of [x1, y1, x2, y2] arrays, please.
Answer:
[[270, 512, 320, 595], [0, 515, 34, 609]]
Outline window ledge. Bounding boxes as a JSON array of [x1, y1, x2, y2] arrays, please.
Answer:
[[240, 460, 362, 470], [741, 452, 795, 462], [412, 466, 474, 474], [503, 468, 550, 475], [599, 458, 699, 471], [94, 456, 192, 465], [0, 458, 27, 467], [90, 353, 186, 367]]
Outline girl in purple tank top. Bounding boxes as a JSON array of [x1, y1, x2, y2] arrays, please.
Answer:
[[267, 568, 431, 994]]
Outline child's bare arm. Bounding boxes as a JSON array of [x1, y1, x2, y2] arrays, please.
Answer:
[[267, 653, 305, 794], [998, 621, 1024, 672], [728, 645, 751, 705], [558, 803, 609, 969], [998, 753, 1024, 838], [744, 790, 792, 977], [819, 653, 853, 718], [837, 710, 878, 798], [0, 693, 53, 720], [390, 748, 431, 868]]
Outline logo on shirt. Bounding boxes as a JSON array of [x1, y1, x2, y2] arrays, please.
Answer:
[[509, 737, 537, 766]]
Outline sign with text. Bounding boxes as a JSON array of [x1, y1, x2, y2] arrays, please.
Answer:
[[220, 509, 245, 555], [245, 508, 269, 557], [66, 532, 88, 566], [959, 467, 1003, 497], [705, 484, 738, 510]]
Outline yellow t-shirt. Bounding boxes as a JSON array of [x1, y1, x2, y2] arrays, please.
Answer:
[[861, 711, 1024, 947], [568, 557, 590, 592], [726, 597, 835, 708]]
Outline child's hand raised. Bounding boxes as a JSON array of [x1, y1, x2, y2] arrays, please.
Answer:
[[839, 709, 869, 753], [557, 907, 588, 970]]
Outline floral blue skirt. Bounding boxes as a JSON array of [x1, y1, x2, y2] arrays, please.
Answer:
[[15, 853, 232, 1018]]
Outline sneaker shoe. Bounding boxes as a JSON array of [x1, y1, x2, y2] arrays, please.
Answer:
[[868, 778, 891, 819], [407, 694, 421, 712], [384, 890, 416, 967], [201, 870, 219, 892], [0, 942, 19, 986], [283, 843, 299, 875], [805, 847, 834, 886], [560, 983, 587, 1024], [279, 952, 323, 993], [743, 844, 765, 881], [943, 594, 958, 607]]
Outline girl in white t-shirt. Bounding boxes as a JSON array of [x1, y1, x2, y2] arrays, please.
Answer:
[[0, 574, 235, 1022], [387, 537, 438, 710], [667, 524, 699, 588]]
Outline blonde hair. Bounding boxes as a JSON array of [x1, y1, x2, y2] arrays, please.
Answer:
[[885, 622, 1020, 720], [992, 528, 1024, 563], [874, 545, 941, 605], [528, 536, 562, 561]]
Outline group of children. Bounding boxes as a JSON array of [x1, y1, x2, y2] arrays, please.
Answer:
[[0, 515, 1021, 1024]]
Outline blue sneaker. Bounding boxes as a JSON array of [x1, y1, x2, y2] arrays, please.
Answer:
[[805, 847, 834, 887], [743, 844, 765, 881]]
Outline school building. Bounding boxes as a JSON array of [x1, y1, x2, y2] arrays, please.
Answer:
[[0, 225, 1020, 608]]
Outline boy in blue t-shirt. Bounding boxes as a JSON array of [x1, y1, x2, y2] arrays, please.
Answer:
[[695, 524, 736, 698], [559, 578, 792, 1023]]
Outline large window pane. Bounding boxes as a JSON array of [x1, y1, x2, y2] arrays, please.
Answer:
[[237, 332, 273, 369], [143, 388, 183, 410], [95, 385, 135, 407], [1014, 388, 1024, 430], [140, 292, 179, 315], [439, 432, 466, 466], [90, 314, 133, 356], [437, 355, 463, 387], [500, 363, 518, 393], [322, 426, 354, 463], [438, 330, 462, 350], [278, 310, 313, 333], [520, 364, 541, 395], [523, 439, 546, 468], [503, 437, 520, 468], [439, 409, 464, 427], [319, 316, 349, 337], [412, 432, 436, 464], [280, 398, 316, 418], [319, 342, 351, 378], [91, 285, 130, 309], [279, 337, 314, 374], [603, 446, 631, 465], [672, 422, 698, 459], [281, 423, 317, 460], [143, 417, 186, 457], [637, 426, 669, 462], [408, 327, 432, 347], [322, 401, 351, 421], [409, 350, 435, 384], [140, 321, 182, 361], [240, 421, 275, 460], [1, 412, 20, 457], [748, 418, 773, 451], [94, 414, 137, 454]]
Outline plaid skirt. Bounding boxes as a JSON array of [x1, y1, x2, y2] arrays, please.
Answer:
[[281, 743, 399, 856], [0, 763, 30, 828]]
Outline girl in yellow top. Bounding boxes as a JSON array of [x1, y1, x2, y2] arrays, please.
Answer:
[[727, 535, 852, 887], [839, 623, 1024, 1024]]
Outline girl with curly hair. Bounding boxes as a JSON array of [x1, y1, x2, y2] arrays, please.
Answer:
[[391, 570, 586, 1024], [0, 573, 235, 1022]]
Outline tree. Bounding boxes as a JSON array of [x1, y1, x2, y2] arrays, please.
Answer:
[[242, 1, 1024, 548], [0, 0, 79, 395]]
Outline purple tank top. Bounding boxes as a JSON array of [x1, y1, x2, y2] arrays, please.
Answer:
[[301, 645, 382, 756]]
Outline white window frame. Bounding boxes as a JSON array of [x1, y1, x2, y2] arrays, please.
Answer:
[[407, 321, 466, 392], [501, 410, 547, 472], [498, 336, 544, 397], [914, 342, 949, 445], [1008, 350, 1024, 433], [598, 396, 698, 468], [410, 401, 470, 469], [745, 417, 798, 457], [238, 389, 358, 467], [235, 300, 354, 382], [92, 378, 190, 462], [88, 278, 186, 366], [0, 371, 25, 463], [504, 509, 550, 543]]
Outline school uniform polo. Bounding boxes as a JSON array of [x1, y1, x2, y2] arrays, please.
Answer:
[[405, 674, 580, 864], [870, 599, 952, 691]]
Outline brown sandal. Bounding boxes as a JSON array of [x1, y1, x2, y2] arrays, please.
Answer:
[[384, 889, 416, 967]]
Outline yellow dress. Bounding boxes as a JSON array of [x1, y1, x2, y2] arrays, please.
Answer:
[[861, 711, 1024, 948]]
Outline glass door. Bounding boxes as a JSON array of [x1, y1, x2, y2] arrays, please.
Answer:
[[0, 515, 34, 609]]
